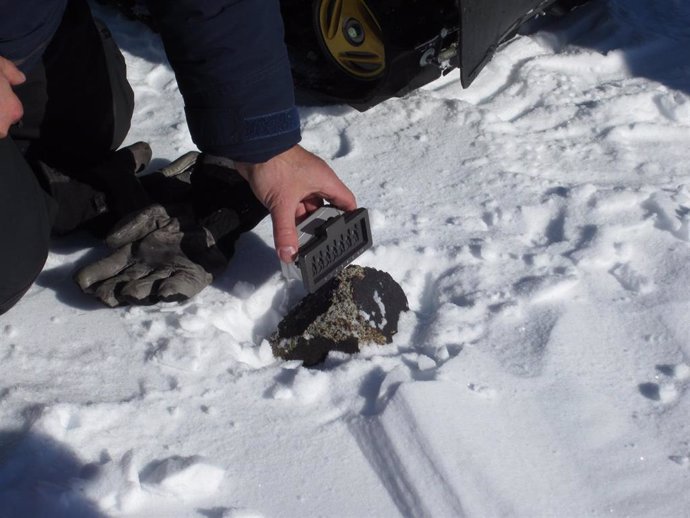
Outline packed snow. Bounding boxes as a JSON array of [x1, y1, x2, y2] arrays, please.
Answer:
[[2, 1, 690, 516]]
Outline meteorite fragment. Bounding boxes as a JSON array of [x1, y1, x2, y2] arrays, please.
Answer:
[[270, 265, 408, 366]]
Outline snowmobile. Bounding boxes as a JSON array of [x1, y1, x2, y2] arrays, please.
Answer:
[[100, 0, 588, 109], [285, 0, 589, 109]]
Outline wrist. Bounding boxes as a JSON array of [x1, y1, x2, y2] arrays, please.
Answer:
[[233, 161, 258, 182], [233, 144, 299, 181]]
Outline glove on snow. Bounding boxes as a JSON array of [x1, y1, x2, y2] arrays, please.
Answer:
[[74, 203, 238, 306], [75, 153, 268, 306]]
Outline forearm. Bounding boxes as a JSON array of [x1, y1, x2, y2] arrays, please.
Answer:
[[145, 0, 301, 162]]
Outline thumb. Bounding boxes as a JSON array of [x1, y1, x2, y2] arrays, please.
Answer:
[[270, 202, 299, 263], [1, 58, 26, 86]]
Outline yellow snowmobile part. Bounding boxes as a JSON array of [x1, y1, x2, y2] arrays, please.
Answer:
[[316, 0, 386, 79]]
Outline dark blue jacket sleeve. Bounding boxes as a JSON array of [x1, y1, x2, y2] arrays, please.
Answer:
[[145, 0, 301, 163], [0, 0, 67, 73]]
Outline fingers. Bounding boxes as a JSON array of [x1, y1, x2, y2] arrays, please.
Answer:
[[270, 174, 355, 262], [114, 258, 210, 305], [303, 151, 356, 212], [106, 205, 172, 248], [0, 57, 26, 86], [93, 263, 153, 307], [295, 197, 325, 225], [157, 257, 213, 302], [76, 253, 211, 307], [120, 266, 174, 305], [0, 57, 24, 138], [270, 200, 299, 263], [75, 199, 221, 307], [74, 245, 135, 293], [237, 145, 359, 263]]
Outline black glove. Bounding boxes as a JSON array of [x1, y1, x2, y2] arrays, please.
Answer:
[[34, 141, 152, 236], [75, 153, 268, 306]]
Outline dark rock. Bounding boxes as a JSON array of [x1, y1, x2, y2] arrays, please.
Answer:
[[270, 265, 409, 366]]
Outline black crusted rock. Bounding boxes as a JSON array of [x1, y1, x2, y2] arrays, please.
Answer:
[[270, 265, 409, 366]]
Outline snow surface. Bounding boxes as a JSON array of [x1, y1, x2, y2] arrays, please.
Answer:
[[2, 1, 690, 516]]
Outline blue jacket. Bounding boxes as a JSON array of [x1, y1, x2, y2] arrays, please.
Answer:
[[0, 0, 301, 163]]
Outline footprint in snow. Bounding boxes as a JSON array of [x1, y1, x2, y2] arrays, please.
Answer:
[[638, 362, 690, 404], [511, 270, 579, 304], [198, 508, 265, 518], [467, 382, 497, 399], [3, 324, 18, 338], [331, 129, 353, 159], [265, 366, 330, 404], [487, 307, 559, 378], [643, 191, 690, 242], [139, 455, 225, 499], [669, 454, 690, 469], [638, 381, 678, 404], [609, 262, 654, 295]]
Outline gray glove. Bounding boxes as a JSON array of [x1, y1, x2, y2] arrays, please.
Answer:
[[75, 204, 237, 306]]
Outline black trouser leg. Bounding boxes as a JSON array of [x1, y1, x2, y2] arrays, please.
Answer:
[[0, 0, 135, 315], [0, 138, 54, 316], [12, 0, 135, 170]]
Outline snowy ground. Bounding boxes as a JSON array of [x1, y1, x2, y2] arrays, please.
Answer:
[[2, 1, 690, 516]]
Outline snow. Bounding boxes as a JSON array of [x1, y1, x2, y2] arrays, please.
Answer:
[[2, 0, 690, 516]]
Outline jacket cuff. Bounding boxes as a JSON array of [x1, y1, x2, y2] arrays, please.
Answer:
[[185, 106, 302, 163]]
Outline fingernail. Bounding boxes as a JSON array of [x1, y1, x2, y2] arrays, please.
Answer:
[[278, 246, 296, 263]]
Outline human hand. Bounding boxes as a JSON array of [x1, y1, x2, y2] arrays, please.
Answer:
[[0, 56, 26, 138], [234, 145, 357, 263]]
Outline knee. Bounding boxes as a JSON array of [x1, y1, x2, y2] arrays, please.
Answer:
[[0, 222, 50, 316], [0, 138, 52, 314]]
